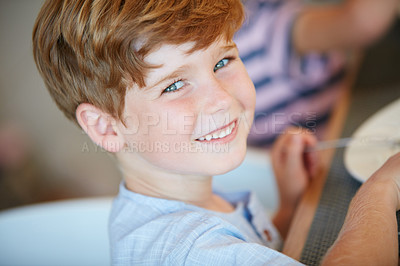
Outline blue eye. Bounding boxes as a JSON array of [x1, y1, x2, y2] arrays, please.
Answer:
[[214, 58, 229, 72], [163, 80, 184, 93]]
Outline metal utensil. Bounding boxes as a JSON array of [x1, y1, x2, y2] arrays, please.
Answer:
[[305, 136, 400, 152]]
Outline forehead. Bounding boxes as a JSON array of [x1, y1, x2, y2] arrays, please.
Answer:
[[147, 38, 236, 62], [144, 42, 197, 66], [144, 39, 235, 72]]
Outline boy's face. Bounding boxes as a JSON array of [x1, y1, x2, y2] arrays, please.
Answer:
[[117, 39, 255, 176]]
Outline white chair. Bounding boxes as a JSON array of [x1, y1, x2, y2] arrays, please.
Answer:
[[0, 197, 112, 266]]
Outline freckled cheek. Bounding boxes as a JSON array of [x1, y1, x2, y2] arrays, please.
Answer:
[[147, 103, 198, 140], [229, 71, 256, 110]]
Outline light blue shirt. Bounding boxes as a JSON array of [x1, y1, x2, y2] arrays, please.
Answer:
[[109, 183, 303, 265]]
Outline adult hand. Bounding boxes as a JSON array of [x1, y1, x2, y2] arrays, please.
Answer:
[[366, 152, 400, 210]]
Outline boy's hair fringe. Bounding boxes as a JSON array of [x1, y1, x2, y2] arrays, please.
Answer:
[[32, 0, 244, 125]]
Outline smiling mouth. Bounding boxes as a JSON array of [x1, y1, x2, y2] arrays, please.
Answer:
[[196, 120, 237, 142]]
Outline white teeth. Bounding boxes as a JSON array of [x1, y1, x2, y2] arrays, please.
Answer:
[[198, 122, 236, 141]]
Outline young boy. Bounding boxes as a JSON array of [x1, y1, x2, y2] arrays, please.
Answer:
[[33, 0, 400, 265]]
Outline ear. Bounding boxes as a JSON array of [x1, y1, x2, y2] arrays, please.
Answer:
[[76, 103, 124, 153]]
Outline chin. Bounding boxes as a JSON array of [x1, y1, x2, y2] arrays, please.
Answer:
[[210, 141, 247, 176]]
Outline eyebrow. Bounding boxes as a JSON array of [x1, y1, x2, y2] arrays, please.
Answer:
[[147, 66, 187, 91], [146, 43, 238, 90]]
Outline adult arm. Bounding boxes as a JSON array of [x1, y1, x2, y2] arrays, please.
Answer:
[[322, 153, 400, 265], [293, 0, 399, 54]]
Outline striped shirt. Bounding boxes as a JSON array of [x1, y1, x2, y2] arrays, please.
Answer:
[[235, 0, 347, 147]]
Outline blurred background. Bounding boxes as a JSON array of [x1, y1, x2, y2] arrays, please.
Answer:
[[1, 0, 400, 211], [0, 0, 121, 210]]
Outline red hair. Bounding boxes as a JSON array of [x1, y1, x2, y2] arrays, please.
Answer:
[[32, 0, 244, 125]]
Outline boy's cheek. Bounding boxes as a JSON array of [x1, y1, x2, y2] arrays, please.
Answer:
[[240, 81, 256, 110], [233, 68, 256, 107]]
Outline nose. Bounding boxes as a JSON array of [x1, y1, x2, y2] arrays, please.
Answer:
[[201, 77, 233, 115]]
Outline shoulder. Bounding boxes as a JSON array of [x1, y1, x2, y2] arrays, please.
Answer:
[[110, 207, 239, 262], [111, 207, 300, 265], [108, 186, 301, 265]]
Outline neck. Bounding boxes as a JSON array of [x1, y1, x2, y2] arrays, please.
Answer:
[[125, 170, 215, 205], [119, 156, 233, 213]]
